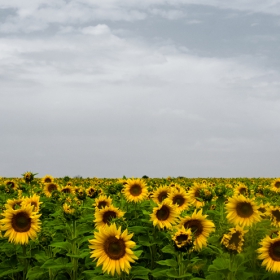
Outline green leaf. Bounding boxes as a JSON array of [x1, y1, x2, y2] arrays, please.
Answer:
[[50, 241, 72, 251], [134, 250, 143, 258], [41, 258, 72, 269], [26, 266, 47, 280], [130, 266, 150, 276], [151, 268, 172, 278], [166, 268, 192, 279], [156, 259, 178, 267], [161, 244, 176, 254]]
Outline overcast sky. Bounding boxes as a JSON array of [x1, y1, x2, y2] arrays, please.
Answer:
[[1, 1, 280, 178]]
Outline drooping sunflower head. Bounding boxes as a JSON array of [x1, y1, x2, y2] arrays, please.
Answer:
[[0, 205, 41, 245], [89, 223, 138, 276], [150, 201, 178, 230], [122, 178, 148, 203], [267, 206, 280, 227], [43, 183, 59, 198], [22, 171, 36, 183], [21, 194, 42, 212], [94, 205, 125, 229], [225, 195, 261, 227], [172, 226, 193, 250], [257, 235, 280, 273], [94, 195, 112, 210], [151, 185, 171, 204], [221, 225, 248, 253], [41, 175, 54, 185], [179, 209, 215, 251], [5, 180, 18, 192], [86, 186, 98, 198]]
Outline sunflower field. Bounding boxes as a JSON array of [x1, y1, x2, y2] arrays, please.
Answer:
[[1, 173, 280, 280]]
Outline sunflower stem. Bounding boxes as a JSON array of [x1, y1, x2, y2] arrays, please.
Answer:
[[21, 244, 28, 280], [177, 251, 184, 279], [71, 219, 78, 280]]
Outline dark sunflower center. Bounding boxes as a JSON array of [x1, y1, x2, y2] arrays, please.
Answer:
[[158, 191, 168, 203], [12, 212, 31, 232], [269, 241, 280, 261], [272, 210, 280, 222], [44, 178, 52, 183], [172, 195, 185, 206], [6, 182, 15, 188], [102, 211, 117, 224], [62, 188, 71, 193], [129, 184, 142, 196], [98, 201, 108, 209], [156, 205, 170, 221], [258, 207, 266, 213], [229, 231, 241, 247], [239, 188, 247, 195], [104, 236, 126, 260], [236, 202, 254, 218], [275, 182, 280, 188], [194, 189, 201, 199], [176, 234, 189, 244], [184, 219, 203, 237], [48, 184, 57, 192]]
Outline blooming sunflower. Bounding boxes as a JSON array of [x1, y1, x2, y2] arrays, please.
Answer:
[[86, 186, 98, 198], [94, 205, 125, 229], [0, 205, 41, 244], [268, 206, 280, 227], [122, 178, 148, 203], [5, 180, 18, 191], [89, 223, 138, 276], [151, 185, 171, 204], [63, 203, 75, 215], [179, 209, 215, 251], [221, 225, 248, 253], [225, 195, 261, 227], [166, 188, 189, 213], [172, 226, 193, 249], [21, 194, 42, 212], [94, 195, 112, 209], [60, 185, 75, 195], [41, 175, 54, 184], [43, 183, 59, 198], [270, 178, 280, 193], [233, 183, 249, 197], [150, 201, 178, 230], [257, 235, 280, 273], [187, 183, 206, 208], [5, 198, 23, 210]]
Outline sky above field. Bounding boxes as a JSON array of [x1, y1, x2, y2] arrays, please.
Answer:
[[1, 1, 280, 178]]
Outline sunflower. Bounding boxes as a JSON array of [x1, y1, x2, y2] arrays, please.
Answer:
[[41, 175, 54, 184], [0, 205, 41, 244], [63, 203, 75, 215], [270, 178, 280, 193], [257, 202, 270, 218], [150, 201, 178, 230], [172, 226, 193, 249], [122, 178, 148, 203], [89, 223, 138, 276], [166, 188, 189, 213], [94, 195, 112, 209], [233, 183, 249, 197], [268, 206, 280, 227], [151, 185, 171, 204], [21, 194, 42, 212], [225, 195, 261, 227], [257, 235, 280, 273], [86, 186, 98, 198], [43, 183, 59, 198], [5, 198, 24, 210], [179, 209, 215, 251], [60, 185, 75, 195], [94, 205, 125, 229], [187, 183, 206, 208], [221, 225, 248, 253], [5, 180, 18, 191]]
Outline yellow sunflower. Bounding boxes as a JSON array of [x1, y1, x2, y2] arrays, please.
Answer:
[[86, 186, 98, 198], [94, 205, 125, 229], [5, 198, 24, 210], [172, 226, 193, 249], [41, 175, 54, 184], [150, 201, 178, 230], [43, 183, 59, 198], [63, 203, 75, 215], [94, 195, 112, 209], [179, 209, 215, 251], [0, 205, 41, 244], [257, 235, 280, 273], [267, 206, 280, 227], [233, 183, 249, 197], [21, 194, 42, 212], [270, 178, 280, 193], [221, 225, 248, 253], [89, 223, 138, 276], [122, 178, 148, 203], [187, 183, 206, 208], [60, 185, 75, 195], [151, 185, 171, 204], [257, 202, 270, 218], [225, 195, 261, 227], [166, 188, 189, 213], [5, 180, 18, 191]]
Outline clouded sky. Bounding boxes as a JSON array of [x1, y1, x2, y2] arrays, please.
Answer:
[[1, 1, 280, 178]]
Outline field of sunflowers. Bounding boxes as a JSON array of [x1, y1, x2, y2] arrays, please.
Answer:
[[1, 172, 280, 280]]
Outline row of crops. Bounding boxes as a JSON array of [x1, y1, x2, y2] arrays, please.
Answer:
[[1, 172, 280, 280]]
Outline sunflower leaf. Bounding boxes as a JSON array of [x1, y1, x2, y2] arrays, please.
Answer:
[[156, 259, 178, 267]]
